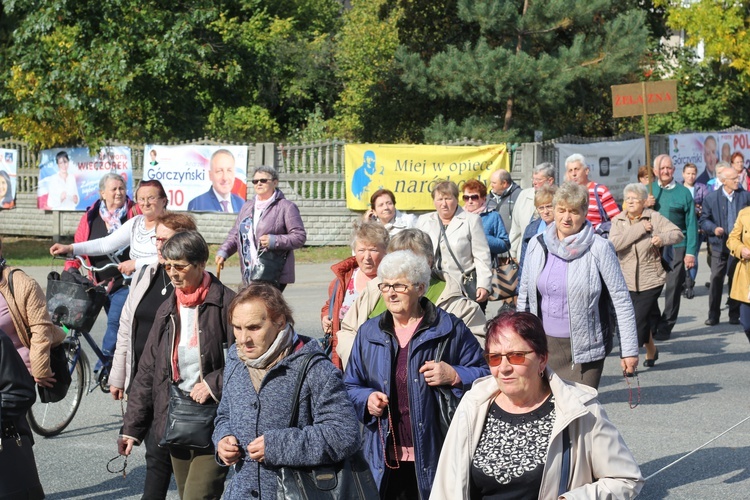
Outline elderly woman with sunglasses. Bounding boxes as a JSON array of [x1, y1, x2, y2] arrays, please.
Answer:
[[461, 180, 510, 257], [119, 231, 236, 500], [416, 180, 493, 304], [108, 213, 197, 499], [431, 311, 643, 500], [216, 165, 306, 291], [344, 250, 489, 500]]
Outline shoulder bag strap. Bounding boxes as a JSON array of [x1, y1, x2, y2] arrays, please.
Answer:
[[593, 184, 609, 222], [558, 427, 571, 496], [287, 351, 326, 428], [435, 336, 447, 363], [438, 222, 467, 276], [328, 280, 340, 321]]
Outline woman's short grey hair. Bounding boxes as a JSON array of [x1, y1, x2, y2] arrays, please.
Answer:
[[553, 181, 588, 213], [253, 165, 279, 181], [98, 172, 126, 193], [623, 183, 647, 200], [388, 229, 434, 267], [534, 184, 557, 206], [533, 162, 555, 180], [161, 230, 209, 266], [378, 250, 431, 289], [350, 221, 390, 251]]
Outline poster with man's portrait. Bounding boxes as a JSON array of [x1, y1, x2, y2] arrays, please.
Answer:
[[0, 149, 18, 210], [143, 145, 248, 212], [37, 147, 134, 211]]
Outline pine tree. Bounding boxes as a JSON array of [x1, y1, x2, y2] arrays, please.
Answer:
[[397, 0, 650, 141]]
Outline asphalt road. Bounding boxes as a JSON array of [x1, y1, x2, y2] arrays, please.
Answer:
[[25, 256, 750, 499]]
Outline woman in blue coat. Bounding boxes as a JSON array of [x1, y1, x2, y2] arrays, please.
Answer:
[[344, 250, 489, 499], [213, 284, 362, 499]]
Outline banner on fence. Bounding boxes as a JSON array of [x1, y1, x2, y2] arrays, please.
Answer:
[[143, 145, 248, 212], [0, 149, 18, 210], [344, 144, 510, 210], [555, 139, 645, 200], [37, 147, 134, 211], [669, 132, 750, 184]]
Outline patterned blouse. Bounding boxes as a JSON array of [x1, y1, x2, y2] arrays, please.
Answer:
[[470, 395, 555, 499]]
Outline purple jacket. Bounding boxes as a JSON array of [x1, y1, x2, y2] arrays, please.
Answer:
[[217, 189, 307, 284]]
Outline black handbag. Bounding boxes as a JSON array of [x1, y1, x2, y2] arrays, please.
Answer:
[[433, 338, 461, 437], [277, 352, 379, 500], [38, 342, 73, 404], [249, 248, 288, 286], [161, 383, 218, 451]]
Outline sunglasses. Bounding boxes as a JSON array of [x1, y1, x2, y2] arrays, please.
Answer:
[[163, 262, 191, 272], [483, 351, 533, 366], [462, 194, 480, 201], [251, 178, 274, 185]]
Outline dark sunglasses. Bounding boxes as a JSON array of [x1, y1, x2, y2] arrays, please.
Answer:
[[251, 178, 274, 185], [483, 351, 533, 366], [462, 194, 480, 201]]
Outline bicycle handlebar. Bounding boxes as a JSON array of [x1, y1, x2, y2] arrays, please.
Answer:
[[53, 254, 120, 273]]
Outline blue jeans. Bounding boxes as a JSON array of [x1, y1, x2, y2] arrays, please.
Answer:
[[96, 285, 128, 371], [688, 239, 702, 281]]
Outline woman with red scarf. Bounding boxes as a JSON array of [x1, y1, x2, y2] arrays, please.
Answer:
[[118, 231, 236, 499]]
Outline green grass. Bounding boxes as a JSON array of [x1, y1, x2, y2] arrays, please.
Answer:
[[1, 237, 350, 267]]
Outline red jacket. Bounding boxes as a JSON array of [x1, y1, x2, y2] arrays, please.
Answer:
[[321, 256, 359, 369]]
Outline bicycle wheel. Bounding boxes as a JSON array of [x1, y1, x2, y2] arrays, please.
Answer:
[[28, 345, 85, 437]]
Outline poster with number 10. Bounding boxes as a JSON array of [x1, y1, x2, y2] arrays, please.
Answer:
[[142, 145, 248, 212]]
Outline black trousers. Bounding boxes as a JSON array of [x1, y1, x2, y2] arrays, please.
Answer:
[[630, 286, 663, 347], [658, 246, 686, 336], [708, 249, 739, 322], [381, 461, 419, 500], [142, 428, 173, 500]]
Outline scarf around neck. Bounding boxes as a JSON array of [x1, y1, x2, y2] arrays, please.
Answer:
[[98, 200, 128, 233], [240, 324, 297, 391], [543, 220, 596, 261], [175, 271, 211, 307]]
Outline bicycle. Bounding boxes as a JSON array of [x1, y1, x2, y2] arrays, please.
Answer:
[[27, 256, 120, 437]]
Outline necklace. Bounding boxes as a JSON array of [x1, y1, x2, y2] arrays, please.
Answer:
[[161, 269, 172, 296]]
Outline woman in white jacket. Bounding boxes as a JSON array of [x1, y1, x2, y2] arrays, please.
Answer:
[[431, 311, 643, 500]]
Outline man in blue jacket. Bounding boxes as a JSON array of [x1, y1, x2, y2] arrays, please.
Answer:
[[699, 164, 750, 326], [187, 149, 245, 212]]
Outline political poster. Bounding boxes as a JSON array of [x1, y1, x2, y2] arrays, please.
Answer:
[[670, 132, 750, 184], [143, 145, 248, 212], [344, 144, 510, 211], [555, 139, 646, 201], [0, 149, 18, 210], [37, 147, 134, 211]]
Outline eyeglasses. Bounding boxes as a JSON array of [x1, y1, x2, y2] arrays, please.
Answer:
[[536, 204, 553, 212], [163, 262, 191, 272], [483, 351, 534, 366], [251, 178, 274, 185], [137, 196, 160, 205], [377, 283, 411, 293], [462, 194, 481, 201], [150, 236, 168, 245]]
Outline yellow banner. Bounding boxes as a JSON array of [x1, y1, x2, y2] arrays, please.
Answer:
[[345, 144, 509, 210]]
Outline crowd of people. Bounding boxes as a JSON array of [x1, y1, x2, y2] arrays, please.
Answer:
[[10, 150, 750, 499]]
